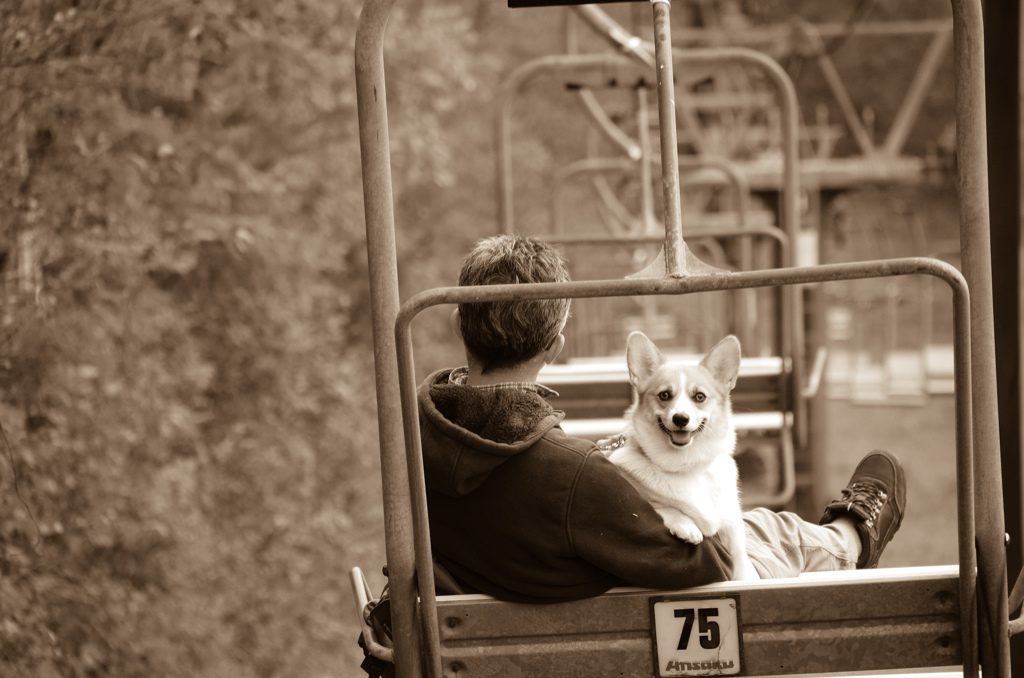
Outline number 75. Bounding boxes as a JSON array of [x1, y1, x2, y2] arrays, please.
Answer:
[[674, 607, 721, 650]]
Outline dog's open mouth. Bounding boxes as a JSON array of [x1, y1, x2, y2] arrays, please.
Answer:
[[658, 418, 705, 447]]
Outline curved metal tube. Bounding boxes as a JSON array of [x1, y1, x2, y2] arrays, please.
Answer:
[[677, 156, 751, 230], [577, 89, 643, 161], [551, 155, 751, 235], [354, 0, 439, 675], [552, 157, 636, 234], [349, 567, 395, 664], [496, 53, 636, 235], [395, 256, 976, 678]]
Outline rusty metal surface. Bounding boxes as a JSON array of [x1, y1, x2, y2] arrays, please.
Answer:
[[435, 567, 962, 677], [650, 0, 686, 275], [354, 0, 430, 676]]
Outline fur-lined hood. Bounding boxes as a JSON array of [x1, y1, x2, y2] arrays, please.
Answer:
[[418, 368, 565, 497]]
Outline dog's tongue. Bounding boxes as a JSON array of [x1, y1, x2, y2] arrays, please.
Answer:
[[668, 429, 693, 446]]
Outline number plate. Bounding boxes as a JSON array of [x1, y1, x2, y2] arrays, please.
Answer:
[[650, 595, 742, 677]]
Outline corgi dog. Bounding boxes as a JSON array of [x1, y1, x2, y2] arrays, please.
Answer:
[[607, 332, 758, 581]]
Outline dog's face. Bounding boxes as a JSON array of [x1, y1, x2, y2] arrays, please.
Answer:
[[625, 332, 740, 472]]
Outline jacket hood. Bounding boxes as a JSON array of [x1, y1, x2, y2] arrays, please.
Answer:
[[418, 369, 564, 497]]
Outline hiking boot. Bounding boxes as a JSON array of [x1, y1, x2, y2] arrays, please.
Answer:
[[819, 450, 906, 569]]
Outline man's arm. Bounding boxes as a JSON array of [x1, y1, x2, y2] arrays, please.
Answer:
[[567, 451, 734, 590]]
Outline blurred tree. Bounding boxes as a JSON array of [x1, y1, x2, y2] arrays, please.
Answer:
[[0, 0, 492, 675]]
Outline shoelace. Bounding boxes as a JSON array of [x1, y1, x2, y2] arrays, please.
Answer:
[[839, 482, 888, 527]]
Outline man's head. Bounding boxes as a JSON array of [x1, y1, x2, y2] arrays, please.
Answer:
[[455, 235, 571, 373]]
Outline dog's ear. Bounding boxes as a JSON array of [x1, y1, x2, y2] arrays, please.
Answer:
[[701, 335, 741, 390], [626, 332, 663, 385]]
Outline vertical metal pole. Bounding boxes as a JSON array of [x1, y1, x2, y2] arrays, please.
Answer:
[[395, 326, 443, 678], [637, 86, 658, 235], [497, 83, 515, 234], [650, 0, 685, 275], [950, 0, 1010, 675], [983, 0, 1023, 668], [951, 275, 980, 678], [355, 0, 424, 676]]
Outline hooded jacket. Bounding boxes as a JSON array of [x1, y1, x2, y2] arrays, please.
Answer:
[[419, 368, 733, 603]]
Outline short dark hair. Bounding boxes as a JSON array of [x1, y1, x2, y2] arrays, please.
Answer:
[[458, 235, 571, 372]]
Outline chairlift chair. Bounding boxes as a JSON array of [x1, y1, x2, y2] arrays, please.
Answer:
[[353, 0, 1016, 675]]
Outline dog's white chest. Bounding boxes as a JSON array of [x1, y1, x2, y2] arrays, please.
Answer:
[[610, 448, 739, 535]]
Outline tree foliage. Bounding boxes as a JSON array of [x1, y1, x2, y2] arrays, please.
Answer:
[[0, 0, 491, 675]]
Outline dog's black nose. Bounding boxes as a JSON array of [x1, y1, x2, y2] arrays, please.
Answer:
[[672, 413, 689, 427]]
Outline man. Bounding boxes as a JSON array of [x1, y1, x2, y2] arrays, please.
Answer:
[[419, 234, 905, 603]]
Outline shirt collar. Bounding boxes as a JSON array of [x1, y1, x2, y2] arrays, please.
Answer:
[[447, 366, 559, 399]]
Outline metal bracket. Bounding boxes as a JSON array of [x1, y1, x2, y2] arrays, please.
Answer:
[[349, 567, 395, 664], [1006, 562, 1024, 636]]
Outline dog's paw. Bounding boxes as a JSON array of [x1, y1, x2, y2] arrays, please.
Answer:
[[655, 508, 705, 544], [667, 520, 704, 544]]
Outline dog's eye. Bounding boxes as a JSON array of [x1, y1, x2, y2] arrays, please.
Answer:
[[657, 390, 672, 401], [694, 391, 706, 403]]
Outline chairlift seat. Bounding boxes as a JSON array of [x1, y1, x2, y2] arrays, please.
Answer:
[[433, 566, 962, 677]]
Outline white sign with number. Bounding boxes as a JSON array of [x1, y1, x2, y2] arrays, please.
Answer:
[[650, 596, 742, 677]]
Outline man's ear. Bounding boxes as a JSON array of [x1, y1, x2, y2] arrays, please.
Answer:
[[543, 333, 565, 365], [450, 308, 464, 342]]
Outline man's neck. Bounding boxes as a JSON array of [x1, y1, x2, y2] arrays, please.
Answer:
[[464, 356, 545, 387]]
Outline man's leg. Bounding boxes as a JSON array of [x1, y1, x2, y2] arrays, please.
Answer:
[[743, 509, 858, 578], [744, 450, 907, 579]]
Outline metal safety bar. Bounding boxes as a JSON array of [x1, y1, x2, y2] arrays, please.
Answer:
[[393, 257, 977, 678]]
